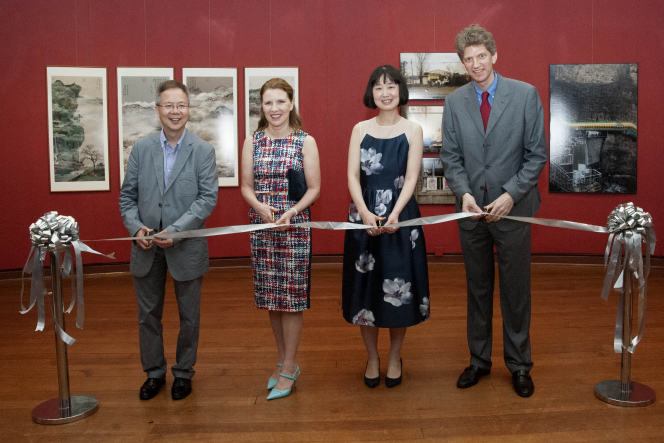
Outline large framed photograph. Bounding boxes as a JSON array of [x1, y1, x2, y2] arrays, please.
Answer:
[[416, 157, 454, 204], [401, 106, 444, 153], [400, 53, 470, 100], [183, 68, 238, 187], [117, 67, 173, 187], [48, 66, 109, 192], [244, 67, 299, 137], [549, 63, 638, 193]]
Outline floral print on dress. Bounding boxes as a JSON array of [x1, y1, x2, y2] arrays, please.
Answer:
[[360, 148, 384, 176], [374, 190, 392, 217], [410, 229, 419, 249], [355, 251, 375, 273], [348, 202, 361, 222], [383, 278, 413, 307], [420, 297, 430, 318], [352, 309, 376, 326], [394, 175, 405, 189]]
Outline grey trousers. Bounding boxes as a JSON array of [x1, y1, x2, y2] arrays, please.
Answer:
[[133, 248, 202, 379], [459, 219, 533, 373]]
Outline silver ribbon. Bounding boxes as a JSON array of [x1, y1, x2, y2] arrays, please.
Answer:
[[599, 203, 656, 353], [21, 212, 115, 345]]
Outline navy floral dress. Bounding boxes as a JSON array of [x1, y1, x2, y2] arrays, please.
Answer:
[[342, 120, 430, 328]]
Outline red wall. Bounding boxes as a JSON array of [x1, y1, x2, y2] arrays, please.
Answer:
[[1, 0, 662, 270]]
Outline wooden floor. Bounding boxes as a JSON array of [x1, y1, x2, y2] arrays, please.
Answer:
[[1, 262, 663, 442]]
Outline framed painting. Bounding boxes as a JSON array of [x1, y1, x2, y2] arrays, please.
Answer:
[[48, 66, 109, 192], [415, 157, 454, 204], [117, 67, 173, 187], [549, 63, 637, 193], [399, 53, 470, 100], [244, 67, 299, 137], [183, 68, 238, 187], [401, 105, 444, 153]]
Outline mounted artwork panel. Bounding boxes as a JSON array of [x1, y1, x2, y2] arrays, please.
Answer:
[[183, 68, 239, 187], [399, 53, 470, 100], [47, 66, 109, 192], [244, 67, 299, 137], [415, 157, 454, 205], [117, 67, 173, 187], [401, 106, 444, 153], [549, 63, 638, 193]]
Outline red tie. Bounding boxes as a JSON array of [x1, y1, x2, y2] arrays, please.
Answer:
[[480, 91, 491, 132]]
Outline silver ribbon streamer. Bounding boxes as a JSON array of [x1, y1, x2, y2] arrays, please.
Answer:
[[599, 203, 656, 353], [21, 212, 114, 345]]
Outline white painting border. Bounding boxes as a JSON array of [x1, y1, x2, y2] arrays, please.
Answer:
[[117, 67, 174, 187], [47, 66, 109, 192], [244, 67, 299, 138], [183, 68, 239, 187]]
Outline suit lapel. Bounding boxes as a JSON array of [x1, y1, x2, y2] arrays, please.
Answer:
[[485, 78, 511, 138], [463, 86, 485, 136], [150, 133, 165, 196], [164, 130, 193, 195]]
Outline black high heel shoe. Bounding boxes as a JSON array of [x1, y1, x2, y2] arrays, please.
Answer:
[[364, 359, 380, 388], [385, 359, 402, 388]]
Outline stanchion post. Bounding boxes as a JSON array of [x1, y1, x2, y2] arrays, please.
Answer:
[[31, 251, 99, 424], [594, 269, 655, 406]]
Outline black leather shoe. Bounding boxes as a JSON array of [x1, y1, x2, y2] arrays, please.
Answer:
[[512, 370, 534, 397], [385, 359, 402, 388], [139, 377, 165, 400], [364, 360, 380, 388], [171, 377, 192, 400], [457, 365, 490, 389]]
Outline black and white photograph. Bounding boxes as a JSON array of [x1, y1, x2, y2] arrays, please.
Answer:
[[244, 67, 298, 136], [117, 67, 173, 186], [184, 68, 238, 187], [549, 63, 638, 193], [401, 106, 444, 153], [400, 53, 470, 100], [48, 67, 109, 192], [421, 157, 444, 177]]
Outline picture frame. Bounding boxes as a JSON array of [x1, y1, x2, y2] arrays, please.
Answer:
[[416, 157, 454, 204], [183, 68, 239, 187], [400, 53, 470, 100], [401, 105, 444, 153], [244, 67, 299, 137], [47, 66, 109, 192], [549, 63, 638, 194], [117, 67, 173, 187]]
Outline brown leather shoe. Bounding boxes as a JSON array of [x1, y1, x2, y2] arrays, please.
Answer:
[[457, 365, 491, 389], [171, 377, 192, 400], [512, 370, 534, 397], [139, 377, 165, 400]]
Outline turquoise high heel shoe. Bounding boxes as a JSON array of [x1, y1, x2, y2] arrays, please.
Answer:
[[267, 363, 282, 390], [267, 366, 300, 400]]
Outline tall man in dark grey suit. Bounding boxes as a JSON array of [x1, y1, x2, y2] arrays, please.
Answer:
[[120, 80, 218, 400], [440, 25, 547, 397]]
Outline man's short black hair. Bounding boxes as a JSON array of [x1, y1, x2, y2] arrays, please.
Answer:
[[363, 65, 409, 109]]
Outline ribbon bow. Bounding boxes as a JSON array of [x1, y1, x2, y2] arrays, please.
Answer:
[[20, 211, 115, 345], [601, 203, 656, 353]]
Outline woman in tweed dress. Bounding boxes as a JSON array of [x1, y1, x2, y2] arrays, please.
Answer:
[[241, 78, 320, 400]]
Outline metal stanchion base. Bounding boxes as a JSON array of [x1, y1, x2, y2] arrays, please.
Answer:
[[32, 395, 99, 424], [594, 380, 656, 407]]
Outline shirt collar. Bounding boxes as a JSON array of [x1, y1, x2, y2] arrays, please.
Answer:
[[160, 128, 187, 152], [474, 71, 499, 99]]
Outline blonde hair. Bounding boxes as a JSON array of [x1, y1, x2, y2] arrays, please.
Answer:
[[455, 24, 497, 60]]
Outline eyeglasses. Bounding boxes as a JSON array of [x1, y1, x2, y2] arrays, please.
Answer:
[[157, 103, 190, 111]]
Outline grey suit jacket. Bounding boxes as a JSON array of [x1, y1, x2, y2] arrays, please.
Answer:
[[119, 130, 218, 281], [440, 76, 548, 231]]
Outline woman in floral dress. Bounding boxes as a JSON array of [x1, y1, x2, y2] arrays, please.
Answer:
[[241, 78, 321, 400], [342, 65, 430, 388]]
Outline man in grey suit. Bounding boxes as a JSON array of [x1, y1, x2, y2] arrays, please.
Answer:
[[119, 80, 218, 400], [440, 25, 547, 397]]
